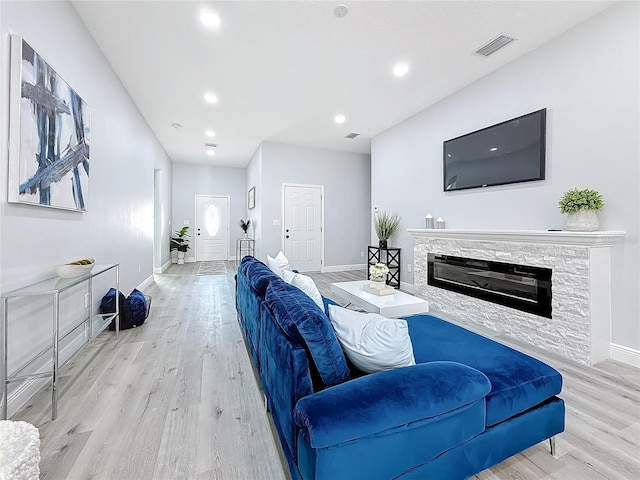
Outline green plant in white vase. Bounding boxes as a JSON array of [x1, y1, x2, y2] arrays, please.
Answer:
[[558, 188, 604, 232], [170, 226, 191, 264]]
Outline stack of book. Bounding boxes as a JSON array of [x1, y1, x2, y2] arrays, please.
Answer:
[[363, 281, 395, 296]]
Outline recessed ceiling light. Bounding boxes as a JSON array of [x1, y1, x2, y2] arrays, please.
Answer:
[[171, 122, 182, 130], [204, 92, 218, 104], [490, 147, 498, 151], [205, 130, 216, 137], [393, 62, 409, 77], [206, 149, 216, 156], [199, 10, 221, 29], [334, 114, 346, 124], [334, 5, 348, 18]]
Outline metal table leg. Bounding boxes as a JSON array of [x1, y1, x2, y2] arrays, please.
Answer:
[[1, 298, 8, 420]]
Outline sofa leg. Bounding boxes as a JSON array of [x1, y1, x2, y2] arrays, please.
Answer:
[[549, 436, 556, 456]]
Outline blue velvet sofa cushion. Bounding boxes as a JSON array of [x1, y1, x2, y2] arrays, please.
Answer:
[[239, 254, 259, 275], [245, 259, 280, 296], [406, 314, 563, 426], [295, 361, 491, 449], [295, 361, 492, 480], [265, 280, 350, 389], [240, 254, 254, 267]]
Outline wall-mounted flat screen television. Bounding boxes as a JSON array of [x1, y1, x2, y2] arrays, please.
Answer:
[[443, 108, 546, 192]]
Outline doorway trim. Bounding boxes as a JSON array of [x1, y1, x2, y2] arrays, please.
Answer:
[[281, 183, 325, 272], [153, 169, 164, 273]]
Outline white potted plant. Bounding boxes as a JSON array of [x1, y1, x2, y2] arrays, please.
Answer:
[[369, 263, 389, 288], [558, 188, 604, 231], [170, 226, 191, 264]]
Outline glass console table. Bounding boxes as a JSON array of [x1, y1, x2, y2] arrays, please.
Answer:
[[236, 237, 255, 264], [1, 263, 119, 420]]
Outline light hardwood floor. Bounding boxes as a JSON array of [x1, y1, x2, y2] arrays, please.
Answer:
[[10, 262, 640, 479]]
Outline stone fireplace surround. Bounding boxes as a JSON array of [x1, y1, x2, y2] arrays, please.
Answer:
[[408, 229, 625, 365]]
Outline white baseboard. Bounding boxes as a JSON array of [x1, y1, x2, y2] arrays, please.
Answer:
[[400, 281, 416, 293], [610, 343, 640, 368], [137, 274, 155, 291], [153, 260, 172, 274], [323, 263, 366, 273]]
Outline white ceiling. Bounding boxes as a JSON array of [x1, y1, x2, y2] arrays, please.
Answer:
[[72, 1, 615, 168]]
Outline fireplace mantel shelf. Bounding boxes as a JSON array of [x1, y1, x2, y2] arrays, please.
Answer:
[[407, 229, 625, 247]]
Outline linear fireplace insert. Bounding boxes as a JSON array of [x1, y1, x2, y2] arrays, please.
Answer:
[[428, 254, 552, 318]]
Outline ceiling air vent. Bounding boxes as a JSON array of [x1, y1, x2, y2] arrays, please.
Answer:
[[205, 143, 218, 148], [345, 132, 360, 139], [474, 33, 517, 57]]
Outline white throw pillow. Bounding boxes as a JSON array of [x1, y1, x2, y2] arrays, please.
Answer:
[[266, 251, 292, 278], [282, 270, 324, 311], [327, 305, 416, 374]]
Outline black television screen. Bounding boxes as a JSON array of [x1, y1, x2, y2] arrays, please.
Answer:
[[443, 109, 546, 192]]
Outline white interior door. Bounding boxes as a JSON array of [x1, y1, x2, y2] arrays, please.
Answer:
[[195, 195, 229, 261], [283, 185, 323, 272]]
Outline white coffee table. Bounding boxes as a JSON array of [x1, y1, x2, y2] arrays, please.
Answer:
[[330, 280, 429, 318]]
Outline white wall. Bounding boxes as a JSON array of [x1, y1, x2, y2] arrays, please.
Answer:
[[372, 2, 639, 352], [259, 142, 371, 269], [171, 163, 246, 261], [0, 0, 173, 414], [153, 138, 173, 271], [1, 1, 173, 292], [154, 166, 173, 272], [246, 145, 263, 258]]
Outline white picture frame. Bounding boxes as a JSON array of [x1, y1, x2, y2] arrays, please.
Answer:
[[8, 35, 91, 212], [248, 186, 255, 210]]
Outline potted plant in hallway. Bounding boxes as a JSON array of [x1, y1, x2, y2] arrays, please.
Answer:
[[558, 188, 604, 231], [170, 226, 191, 264], [240, 219, 251, 238], [374, 211, 401, 248]]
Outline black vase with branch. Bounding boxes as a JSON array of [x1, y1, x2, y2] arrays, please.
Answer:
[[240, 219, 251, 238]]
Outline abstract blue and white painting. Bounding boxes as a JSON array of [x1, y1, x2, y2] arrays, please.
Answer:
[[9, 35, 90, 212]]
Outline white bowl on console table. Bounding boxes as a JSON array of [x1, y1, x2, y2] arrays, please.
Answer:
[[54, 258, 96, 278]]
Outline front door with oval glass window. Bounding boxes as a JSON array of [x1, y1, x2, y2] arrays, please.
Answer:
[[195, 195, 229, 261]]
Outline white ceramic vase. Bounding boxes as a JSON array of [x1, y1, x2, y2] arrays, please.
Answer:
[[177, 251, 185, 265], [566, 209, 599, 232]]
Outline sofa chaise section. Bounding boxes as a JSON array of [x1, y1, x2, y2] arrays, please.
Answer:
[[295, 361, 491, 479], [407, 314, 563, 427], [235, 256, 565, 479]]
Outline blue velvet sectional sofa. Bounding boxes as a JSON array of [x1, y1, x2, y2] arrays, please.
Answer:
[[235, 256, 565, 479]]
